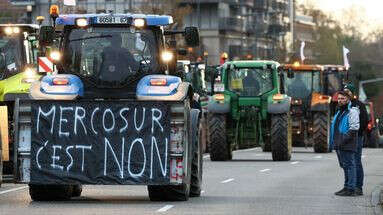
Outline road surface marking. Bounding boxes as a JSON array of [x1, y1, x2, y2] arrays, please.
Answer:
[[260, 169, 271, 172], [201, 190, 205, 194], [290, 161, 299, 165], [157, 205, 174, 213], [203, 155, 210, 159], [221, 178, 235, 183], [314, 155, 322, 159], [0, 186, 28, 195], [234, 148, 257, 153]]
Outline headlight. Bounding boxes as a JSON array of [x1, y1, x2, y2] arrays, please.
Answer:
[[50, 50, 61, 61], [133, 18, 145, 28], [13, 27, 20, 34], [161, 51, 173, 62], [22, 67, 38, 83], [76, 18, 88, 27], [4, 27, 13, 35]]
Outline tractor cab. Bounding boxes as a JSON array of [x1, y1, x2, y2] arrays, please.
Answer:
[[37, 13, 199, 99], [281, 63, 324, 109], [0, 24, 40, 101], [322, 65, 349, 111]]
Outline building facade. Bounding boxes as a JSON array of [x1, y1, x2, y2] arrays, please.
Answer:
[[181, 0, 292, 65], [9, 0, 292, 65]]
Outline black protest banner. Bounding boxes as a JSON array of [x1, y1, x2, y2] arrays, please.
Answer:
[[30, 100, 171, 185]]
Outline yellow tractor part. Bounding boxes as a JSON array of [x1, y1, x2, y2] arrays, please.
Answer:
[[0, 106, 9, 161], [311, 92, 331, 107]]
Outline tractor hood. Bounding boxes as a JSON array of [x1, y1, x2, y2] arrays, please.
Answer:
[[238, 97, 261, 107], [0, 71, 40, 101]]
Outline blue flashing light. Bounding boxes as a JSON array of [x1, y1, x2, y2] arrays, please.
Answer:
[[40, 74, 84, 96], [137, 75, 181, 97]]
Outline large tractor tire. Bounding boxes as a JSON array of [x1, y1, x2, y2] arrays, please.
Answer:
[[313, 112, 330, 153], [209, 114, 232, 161], [271, 113, 292, 161], [147, 109, 197, 201], [71, 185, 83, 197], [190, 119, 203, 197], [29, 184, 73, 201]]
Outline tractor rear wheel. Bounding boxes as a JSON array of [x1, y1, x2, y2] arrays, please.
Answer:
[[209, 114, 232, 161], [271, 113, 291, 161], [313, 112, 330, 153]]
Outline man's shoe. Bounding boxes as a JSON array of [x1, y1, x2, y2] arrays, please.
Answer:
[[355, 188, 363, 196], [337, 189, 356, 197], [334, 188, 347, 195]]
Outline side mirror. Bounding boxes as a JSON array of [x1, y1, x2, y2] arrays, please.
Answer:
[[184, 27, 200, 47], [39, 26, 55, 46], [0, 53, 6, 69], [287, 68, 294, 79]]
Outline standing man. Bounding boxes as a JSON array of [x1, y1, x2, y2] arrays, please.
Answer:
[[330, 91, 360, 196], [343, 84, 368, 195]]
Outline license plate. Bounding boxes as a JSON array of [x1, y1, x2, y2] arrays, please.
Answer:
[[96, 16, 129, 24], [214, 83, 224, 92]]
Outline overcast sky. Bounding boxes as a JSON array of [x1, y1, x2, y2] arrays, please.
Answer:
[[297, 0, 383, 34]]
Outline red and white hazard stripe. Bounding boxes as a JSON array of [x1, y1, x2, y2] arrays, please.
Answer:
[[38, 57, 53, 73]]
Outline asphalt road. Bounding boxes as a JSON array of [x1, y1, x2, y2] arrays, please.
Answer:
[[1, 147, 382, 215]]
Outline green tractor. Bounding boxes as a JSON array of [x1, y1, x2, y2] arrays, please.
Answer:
[[207, 60, 292, 161]]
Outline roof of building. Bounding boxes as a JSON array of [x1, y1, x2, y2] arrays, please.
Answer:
[[56, 14, 173, 26]]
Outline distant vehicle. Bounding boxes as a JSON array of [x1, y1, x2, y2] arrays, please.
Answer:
[[364, 102, 379, 148], [207, 60, 292, 161], [280, 63, 348, 153]]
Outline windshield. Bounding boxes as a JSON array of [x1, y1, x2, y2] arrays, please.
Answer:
[[327, 72, 346, 95], [228, 67, 273, 97], [0, 35, 23, 72], [64, 27, 159, 87], [284, 71, 320, 100]]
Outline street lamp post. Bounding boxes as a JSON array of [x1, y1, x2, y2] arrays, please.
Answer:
[[26, 5, 33, 24]]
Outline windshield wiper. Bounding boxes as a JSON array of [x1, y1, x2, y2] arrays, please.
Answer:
[[70, 35, 112, 42]]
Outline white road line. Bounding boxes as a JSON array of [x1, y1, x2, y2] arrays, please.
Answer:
[[0, 186, 28, 195], [314, 155, 322, 159], [221, 178, 235, 183], [157, 205, 174, 213], [234, 147, 257, 153], [203, 155, 210, 159], [259, 168, 271, 172], [290, 161, 299, 165]]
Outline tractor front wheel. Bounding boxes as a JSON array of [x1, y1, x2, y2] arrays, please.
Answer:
[[271, 113, 292, 161], [209, 114, 232, 161], [313, 112, 330, 153]]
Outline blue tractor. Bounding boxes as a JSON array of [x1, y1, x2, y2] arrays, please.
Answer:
[[10, 7, 202, 201]]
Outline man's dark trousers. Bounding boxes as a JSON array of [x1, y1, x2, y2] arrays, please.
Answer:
[[340, 150, 356, 190], [355, 136, 364, 189]]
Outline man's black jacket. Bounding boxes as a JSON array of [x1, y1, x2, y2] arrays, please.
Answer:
[[351, 99, 368, 136]]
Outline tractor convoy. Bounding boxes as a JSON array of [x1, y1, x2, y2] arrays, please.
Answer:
[[0, 5, 378, 202]]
